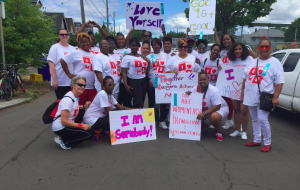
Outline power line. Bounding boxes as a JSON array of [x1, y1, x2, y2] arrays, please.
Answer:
[[89, 0, 107, 19], [85, 0, 95, 21], [48, 0, 72, 11], [85, 0, 105, 22], [101, 0, 106, 6]]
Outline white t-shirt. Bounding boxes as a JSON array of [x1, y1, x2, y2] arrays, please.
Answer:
[[147, 52, 167, 84], [114, 48, 131, 64], [200, 58, 223, 86], [227, 56, 253, 68], [62, 50, 96, 89], [120, 55, 148, 79], [243, 57, 285, 106], [190, 84, 227, 111], [47, 43, 75, 86], [197, 51, 210, 62], [188, 50, 198, 58], [52, 91, 79, 132], [164, 51, 176, 61], [92, 53, 120, 94], [90, 46, 100, 55], [165, 54, 201, 73], [83, 90, 118, 125], [220, 49, 229, 64]]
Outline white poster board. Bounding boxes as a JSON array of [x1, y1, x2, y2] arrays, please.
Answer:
[[169, 92, 202, 141], [216, 64, 244, 100], [126, 2, 164, 30], [109, 108, 157, 145], [155, 73, 198, 104], [188, 0, 216, 35]]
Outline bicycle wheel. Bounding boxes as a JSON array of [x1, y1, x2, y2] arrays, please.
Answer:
[[16, 75, 25, 92], [2, 78, 13, 101]]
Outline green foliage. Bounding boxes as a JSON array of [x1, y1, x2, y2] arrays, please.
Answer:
[[0, 0, 57, 68], [183, 0, 277, 35], [131, 30, 144, 41], [284, 18, 300, 42], [68, 35, 77, 46]]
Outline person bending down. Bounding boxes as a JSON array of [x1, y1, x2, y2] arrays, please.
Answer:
[[186, 71, 229, 141], [83, 76, 133, 142]]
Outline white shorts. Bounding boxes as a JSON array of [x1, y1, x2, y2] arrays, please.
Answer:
[[216, 105, 229, 120]]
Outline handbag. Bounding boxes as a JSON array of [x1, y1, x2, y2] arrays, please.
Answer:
[[255, 59, 274, 111]]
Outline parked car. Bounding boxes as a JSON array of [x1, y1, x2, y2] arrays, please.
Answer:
[[272, 49, 300, 113]]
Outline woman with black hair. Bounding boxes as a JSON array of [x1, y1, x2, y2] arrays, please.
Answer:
[[140, 41, 151, 56], [121, 37, 151, 108], [83, 76, 132, 142], [196, 39, 210, 61], [219, 42, 253, 140]]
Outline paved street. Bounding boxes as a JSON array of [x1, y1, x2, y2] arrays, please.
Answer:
[[0, 91, 300, 190]]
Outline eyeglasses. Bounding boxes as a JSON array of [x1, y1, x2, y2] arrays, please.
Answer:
[[59, 33, 69, 37], [76, 83, 86, 88], [258, 45, 271, 50], [178, 46, 188, 49], [143, 35, 151, 37], [198, 45, 206, 48]]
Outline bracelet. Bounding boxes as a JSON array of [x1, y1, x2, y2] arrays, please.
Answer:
[[78, 123, 83, 129]]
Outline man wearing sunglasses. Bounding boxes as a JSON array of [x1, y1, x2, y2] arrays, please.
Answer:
[[140, 31, 153, 53]]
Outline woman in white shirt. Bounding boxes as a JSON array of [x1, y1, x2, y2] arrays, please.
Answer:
[[165, 39, 201, 74], [121, 37, 150, 108], [47, 28, 75, 100], [52, 76, 95, 150], [196, 39, 210, 62], [220, 42, 253, 140], [200, 44, 223, 86], [187, 71, 229, 141], [242, 37, 285, 152], [83, 76, 132, 142]]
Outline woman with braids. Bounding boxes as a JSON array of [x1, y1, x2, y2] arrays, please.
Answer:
[[83, 76, 133, 142], [47, 28, 76, 100], [121, 37, 151, 108], [166, 39, 201, 74], [60, 32, 97, 122]]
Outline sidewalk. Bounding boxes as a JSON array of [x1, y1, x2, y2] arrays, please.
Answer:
[[0, 98, 31, 110]]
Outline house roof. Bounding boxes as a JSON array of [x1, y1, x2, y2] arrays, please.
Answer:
[[65, 18, 73, 33], [45, 12, 68, 32], [238, 34, 257, 46], [250, 29, 284, 38], [31, 0, 42, 5]]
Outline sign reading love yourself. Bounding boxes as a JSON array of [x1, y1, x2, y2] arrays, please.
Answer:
[[126, 2, 164, 30]]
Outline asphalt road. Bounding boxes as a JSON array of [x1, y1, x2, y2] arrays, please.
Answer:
[[0, 91, 300, 190]]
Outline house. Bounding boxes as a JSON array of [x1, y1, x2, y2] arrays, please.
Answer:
[[74, 22, 93, 34], [31, 0, 43, 6], [65, 18, 75, 34], [239, 28, 285, 46], [45, 12, 69, 33]]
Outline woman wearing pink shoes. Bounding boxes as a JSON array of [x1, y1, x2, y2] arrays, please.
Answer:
[[186, 71, 229, 141], [242, 37, 284, 152]]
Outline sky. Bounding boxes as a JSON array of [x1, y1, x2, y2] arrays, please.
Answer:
[[40, 0, 300, 36]]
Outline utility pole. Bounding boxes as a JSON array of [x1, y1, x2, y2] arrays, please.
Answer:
[[0, 0, 6, 68], [113, 12, 115, 34], [80, 0, 85, 25], [106, 0, 109, 33]]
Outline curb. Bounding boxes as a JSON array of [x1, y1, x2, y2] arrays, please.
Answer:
[[0, 98, 31, 110]]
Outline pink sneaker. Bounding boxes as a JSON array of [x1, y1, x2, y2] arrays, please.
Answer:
[[216, 133, 223, 141]]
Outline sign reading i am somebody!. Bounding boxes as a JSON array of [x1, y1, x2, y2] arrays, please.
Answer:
[[109, 108, 157, 145], [169, 92, 202, 141], [188, 0, 216, 35], [126, 2, 164, 30], [155, 73, 198, 104], [216, 64, 244, 100]]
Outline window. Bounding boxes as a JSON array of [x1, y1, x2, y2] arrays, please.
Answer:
[[272, 53, 286, 62], [282, 53, 300, 72]]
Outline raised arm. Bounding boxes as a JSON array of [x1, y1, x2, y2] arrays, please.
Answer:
[[76, 20, 92, 35], [125, 28, 134, 46], [92, 21, 108, 38], [213, 27, 220, 45], [161, 24, 167, 37]]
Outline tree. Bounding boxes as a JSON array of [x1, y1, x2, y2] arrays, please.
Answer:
[[0, 0, 56, 67], [166, 31, 186, 38], [183, 0, 276, 35], [284, 18, 300, 42]]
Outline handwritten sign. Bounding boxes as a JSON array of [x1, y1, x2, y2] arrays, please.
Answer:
[[216, 64, 244, 100], [126, 2, 164, 30], [109, 108, 157, 145], [188, 0, 216, 35], [155, 73, 198, 104], [169, 92, 202, 141]]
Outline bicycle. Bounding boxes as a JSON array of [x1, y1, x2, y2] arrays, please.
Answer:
[[7, 64, 26, 93], [0, 68, 14, 101]]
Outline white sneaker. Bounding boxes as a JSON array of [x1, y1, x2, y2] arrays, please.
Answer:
[[159, 121, 168, 129], [230, 130, 241, 137], [241, 132, 247, 140], [59, 139, 71, 150], [209, 125, 214, 129], [54, 136, 60, 144], [222, 120, 234, 129]]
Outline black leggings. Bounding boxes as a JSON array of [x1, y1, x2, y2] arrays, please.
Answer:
[[54, 127, 95, 148], [91, 116, 110, 131], [125, 77, 147, 108], [118, 83, 132, 107], [55, 86, 71, 100]]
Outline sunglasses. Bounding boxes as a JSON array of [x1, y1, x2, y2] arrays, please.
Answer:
[[59, 33, 69, 37], [178, 46, 188, 49], [101, 43, 109, 46], [143, 35, 151, 37], [76, 83, 86, 88], [198, 45, 206, 48], [258, 45, 271, 50]]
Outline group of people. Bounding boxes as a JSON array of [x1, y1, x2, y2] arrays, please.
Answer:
[[47, 21, 284, 152]]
